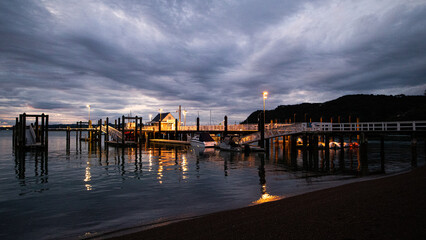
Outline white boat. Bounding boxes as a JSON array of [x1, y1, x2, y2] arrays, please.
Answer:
[[190, 132, 216, 148], [218, 136, 242, 151]]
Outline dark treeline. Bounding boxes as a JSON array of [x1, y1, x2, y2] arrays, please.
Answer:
[[242, 94, 426, 124]]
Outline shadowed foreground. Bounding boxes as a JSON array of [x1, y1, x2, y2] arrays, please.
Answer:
[[108, 167, 426, 240]]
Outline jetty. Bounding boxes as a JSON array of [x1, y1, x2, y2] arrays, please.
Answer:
[[12, 112, 426, 169]]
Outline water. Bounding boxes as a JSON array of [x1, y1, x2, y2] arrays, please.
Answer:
[[0, 131, 424, 239]]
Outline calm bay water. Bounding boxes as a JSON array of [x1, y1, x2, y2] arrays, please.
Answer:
[[0, 130, 424, 239]]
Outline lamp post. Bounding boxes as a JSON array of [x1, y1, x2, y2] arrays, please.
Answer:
[[263, 91, 268, 127], [183, 110, 187, 126], [86, 105, 91, 121]]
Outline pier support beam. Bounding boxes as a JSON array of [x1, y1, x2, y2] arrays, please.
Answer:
[[66, 126, 71, 151], [106, 117, 109, 145], [175, 119, 178, 140], [224, 116, 228, 139], [122, 115, 125, 145], [196, 117, 200, 132]]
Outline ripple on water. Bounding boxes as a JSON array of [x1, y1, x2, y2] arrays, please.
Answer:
[[0, 131, 424, 240]]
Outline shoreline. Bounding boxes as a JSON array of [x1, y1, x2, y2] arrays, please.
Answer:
[[98, 166, 426, 240]]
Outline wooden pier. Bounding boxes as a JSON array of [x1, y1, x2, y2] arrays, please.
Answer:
[[13, 113, 48, 150], [12, 112, 426, 171]]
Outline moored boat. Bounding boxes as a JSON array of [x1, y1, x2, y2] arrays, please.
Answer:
[[190, 132, 216, 148], [218, 136, 242, 151]]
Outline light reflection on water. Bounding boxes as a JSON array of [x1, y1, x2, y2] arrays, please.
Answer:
[[0, 131, 424, 240]]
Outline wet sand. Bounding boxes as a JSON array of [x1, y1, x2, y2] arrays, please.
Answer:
[[108, 167, 426, 240]]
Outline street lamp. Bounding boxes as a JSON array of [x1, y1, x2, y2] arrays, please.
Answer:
[[183, 110, 187, 126], [263, 91, 268, 126], [86, 105, 91, 121]]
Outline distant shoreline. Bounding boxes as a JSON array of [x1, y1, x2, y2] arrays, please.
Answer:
[[104, 166, 426, 240]]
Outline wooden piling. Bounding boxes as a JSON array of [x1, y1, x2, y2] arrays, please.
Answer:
[[45, 115, 48, 149], [35, 116, 39, 142], [79, 121, 82, 141], [21, 113, 26, 147], [122, 115, 125, 145], [134, 116, 138, 142], [13, 117, 18, 148], [224, 116, 228, 137], [302, 134, 308, 169], [175, 119, 178, 140], [66, 126, 70, 150], [98, 119, 102, 147], [106, 117, 109, 144], [196, 117, 200, 132]]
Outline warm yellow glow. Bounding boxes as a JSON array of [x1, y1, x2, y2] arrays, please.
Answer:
[[158, 159, 163, 183], [263, 91, 268, 99], [84, 161, 91, 182], [86, 104, 91, 108], [253, 193, 282, 204], [148, 150, 153, 172], [182, 155, 188, 179], [252, 185, 283, 204], [84, 161, 92, 191]]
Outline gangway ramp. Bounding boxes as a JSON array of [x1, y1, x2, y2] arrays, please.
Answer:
[[99, 125, 123, 142], [25, 125, 39, 146]]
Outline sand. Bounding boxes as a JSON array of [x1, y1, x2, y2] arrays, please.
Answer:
[[107, 167, 426, 240]]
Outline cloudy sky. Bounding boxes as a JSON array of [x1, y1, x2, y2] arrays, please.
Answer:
[[1, 0, 426, 126]]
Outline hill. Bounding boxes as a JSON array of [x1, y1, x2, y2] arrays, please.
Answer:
[[242, 94, 426, 124]]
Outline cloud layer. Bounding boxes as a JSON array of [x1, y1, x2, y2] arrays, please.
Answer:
[[1, 0, 426, 125]]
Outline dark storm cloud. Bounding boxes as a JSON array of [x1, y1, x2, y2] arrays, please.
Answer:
[[31, 102, 73, 110], [1, 0, 425, 124]]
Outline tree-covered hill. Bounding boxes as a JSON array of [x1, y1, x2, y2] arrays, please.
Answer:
[[242, 94, 426, 124]]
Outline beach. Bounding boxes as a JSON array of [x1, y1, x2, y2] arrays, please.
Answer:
[[108, 166, 426, 240]]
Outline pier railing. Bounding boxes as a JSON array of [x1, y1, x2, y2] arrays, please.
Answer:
[[311, 121, 426, 132], [238, 121, 426, 145], [142, 124, 259, 131], [139, 121, 426, 133]]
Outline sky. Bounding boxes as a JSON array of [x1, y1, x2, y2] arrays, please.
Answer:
[[1, 0, 426, 126]]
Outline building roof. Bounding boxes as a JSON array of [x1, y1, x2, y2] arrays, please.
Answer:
[[151, 112, 173, 122]]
